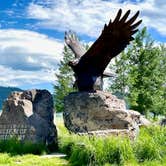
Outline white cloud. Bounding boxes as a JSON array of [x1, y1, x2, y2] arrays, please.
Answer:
[[0, 29, 63, 87], [27, 0, 166, 37], [0, 65, 58, 87], [1, 0, 166, 89]]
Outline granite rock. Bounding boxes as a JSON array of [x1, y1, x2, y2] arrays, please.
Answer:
[[63, 91, 143, 139], [0, 89, 57, 146]]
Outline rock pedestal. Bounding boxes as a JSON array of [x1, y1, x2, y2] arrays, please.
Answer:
[[0, 89, 57, 146], [64, 91, 146, 139]]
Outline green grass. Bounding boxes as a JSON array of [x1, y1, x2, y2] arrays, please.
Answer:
[[0, 138, 47, 155], [0, 118, 165, 166], [133, 126, 166, 162], [0, 153, 69, 166], [58, 121, 166, 166], [0, 138, 69, 165]]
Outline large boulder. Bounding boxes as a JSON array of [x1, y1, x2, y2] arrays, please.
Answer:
[[64, 91, 148, 139], [0, 89, 57, 146]]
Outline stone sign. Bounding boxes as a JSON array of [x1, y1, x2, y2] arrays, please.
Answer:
[[0, 124, 28, 140], [0, 89, 57, 146]]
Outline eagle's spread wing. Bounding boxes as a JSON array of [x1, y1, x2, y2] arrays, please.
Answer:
[[65, 31, 86, 58], [72, 9, 142, 75]]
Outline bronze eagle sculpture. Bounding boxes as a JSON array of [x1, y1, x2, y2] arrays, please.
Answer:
[[65, 9, 142, 91]]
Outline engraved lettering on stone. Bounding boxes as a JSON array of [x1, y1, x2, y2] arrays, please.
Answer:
[[0, 124, 28, 140]]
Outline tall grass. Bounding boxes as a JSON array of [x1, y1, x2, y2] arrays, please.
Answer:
[[58, 122, 166, 166], [59, 134, 135, 166], [0, 120, 165, 165], [134, 126, 166, 162], [0, 138, 47, 155]]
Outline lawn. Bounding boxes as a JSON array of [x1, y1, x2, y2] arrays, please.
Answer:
[[0, 153, 68, 166]]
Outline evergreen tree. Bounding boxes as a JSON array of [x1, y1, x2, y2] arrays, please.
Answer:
[[108, 27, 166, 117], [108, 51, 129, 99], [54, 34, 89, 112], [53, 45, 75, 112]]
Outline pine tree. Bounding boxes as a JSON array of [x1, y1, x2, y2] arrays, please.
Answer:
[[108, 27, 166, 118], [53, 45, 75, 112], [108, 51, 129, 99]]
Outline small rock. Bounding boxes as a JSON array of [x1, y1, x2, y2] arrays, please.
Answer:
[[139, 116, 152, 127], [160, 118, 166, 126]]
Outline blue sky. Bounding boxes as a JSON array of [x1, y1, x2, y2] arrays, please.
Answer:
[[0, 0, 166, 93]]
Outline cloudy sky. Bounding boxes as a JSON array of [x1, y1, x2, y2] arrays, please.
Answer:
[[0, 0, 166, 92]]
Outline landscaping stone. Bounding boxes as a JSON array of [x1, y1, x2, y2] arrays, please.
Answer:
[[63, 91, 148, 139], [0, 89, 57, 146], [139, 115, 152, 127]]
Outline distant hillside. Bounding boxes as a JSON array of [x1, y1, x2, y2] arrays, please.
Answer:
[[0, 86, 23, 110]]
